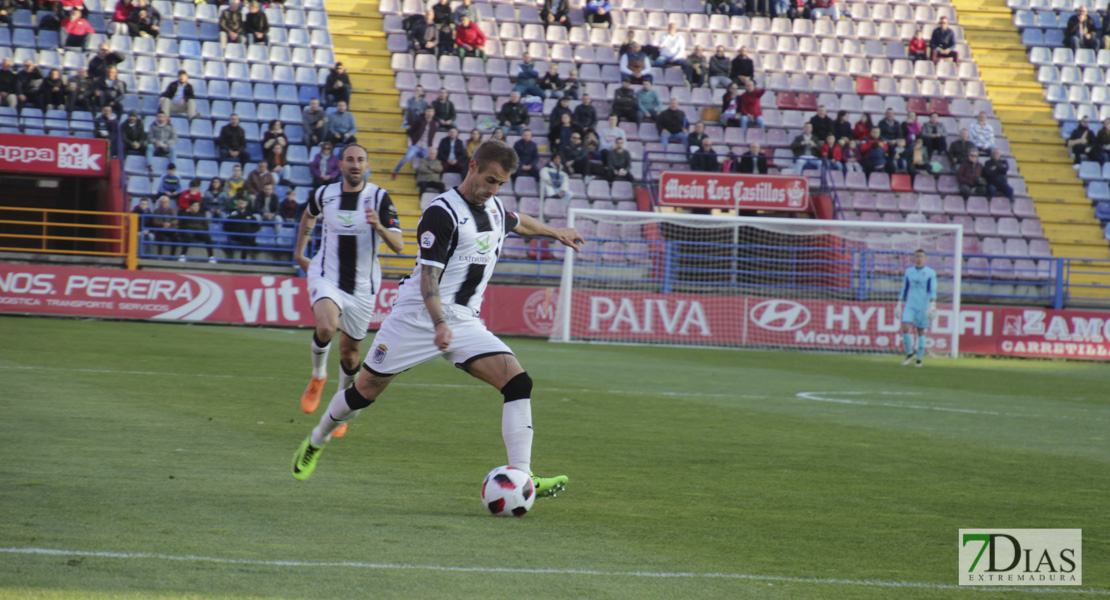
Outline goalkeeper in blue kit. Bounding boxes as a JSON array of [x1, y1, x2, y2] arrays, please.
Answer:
[[896, 249, 937, 367]]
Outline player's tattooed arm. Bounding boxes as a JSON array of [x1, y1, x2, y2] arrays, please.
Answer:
[[422, 264, 452, 351]]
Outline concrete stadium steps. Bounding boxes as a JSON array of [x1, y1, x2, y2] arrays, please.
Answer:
[[327, 2, 418, 274], [952, 0, 1110, 279]]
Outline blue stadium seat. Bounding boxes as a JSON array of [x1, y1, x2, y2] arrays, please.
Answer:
[[120, 95, 140, 112], [269, 27, 287, 46], [269, 46, 292, 66], [12, 48, 34, 65], [1097, 201, 1110, 221], [265, 7, 284, 26], [207, 80, 230, 101], [229, 81, 253, 101], [285, 9, 305, 26], [253, 84, 276, 103], [155, 38, 179, 56], [257, 103, 279, 122], [110, 34, 132, 53], [246, 43, 268, 63], [132, 37, 155, 55], [297, 86, 319, 105], [158, 58, 181, 77], [307, 10, 326, 29], [233, 101, 257, 121], [45, 111, 69, 131], [176, 22, 199, 41], [1078, 161, 1101, 181], [179, 40, 203, 61], [193, 139, 218, 160], [36, 30, 60, 50], [174, 138, 193, 158], [224, 42, 247, 63], [204, 61, 227, 80], [190, 119, 214, 139], [278, 104, 301, 123], [12, 29, 35, 49], [138, 75, 161, 95], [37, 50, 61, 70], [196, 3, 218, 23], [201, 41, 223, 61], [175, 159, 196, 179], [199, 23, 220, 43], [276, 85, 298, 104], [273, 65, 294, 83], [291, 47, 313, 68], [227, 62, 250, 82], [218, 161, 239, 178], [211, 100, 233, 121], [288, 28, 310, 48], [173, 2, 195, 21], [240, 121, 260, 142], [0, 107, 18, 127], [24, 128, 45, 136], [148, 156, 170, 176], [249, 63, 273, 83], [313, 49, 335, 68], [127, 176, 152, 197], [190, 78, 208, 99], [286, 144, 308, 165], [125, 155, 149, 175], [1089, 181, 1110, 201], [71, 112, 94, 132], [134, 56, 157, 75], [87, 13, 107, 31], [170, 116, 189, 134], [11, 10, 32, 28], [286, 165, 312, 186], [196, 159, 219, 180], [285, 124, 303, 145], [1021, 28, 1044, 45], [310, 29, 331, 48], [140, 95, 160, 113], [245, 141, 262, 159]]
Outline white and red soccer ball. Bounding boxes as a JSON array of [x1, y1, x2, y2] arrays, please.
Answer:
[[481, 466, 535, 517]]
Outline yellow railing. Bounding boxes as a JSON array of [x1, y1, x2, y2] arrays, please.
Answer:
[[0, 207, 139, 270]]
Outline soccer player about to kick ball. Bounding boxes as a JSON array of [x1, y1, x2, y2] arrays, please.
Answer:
[[896, 249, 938, 367], [294, 144, 404, 438], [292, 140, 583, 498]]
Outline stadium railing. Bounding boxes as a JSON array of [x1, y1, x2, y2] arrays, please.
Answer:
[[0, 206, 139, 269]]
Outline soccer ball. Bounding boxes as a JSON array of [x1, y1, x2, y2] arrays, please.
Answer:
[[481, 466, 535, 517]]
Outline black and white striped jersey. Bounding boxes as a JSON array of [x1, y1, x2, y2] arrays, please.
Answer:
[[393, 187, 519, 316], [307, 181, 400, 296]]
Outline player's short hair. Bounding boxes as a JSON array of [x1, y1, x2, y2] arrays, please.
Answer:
[[914, 248, 925, 254], [341, 143, 368, 159], [472, 140, 519, 175]]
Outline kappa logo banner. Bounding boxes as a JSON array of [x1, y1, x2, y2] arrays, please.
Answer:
[[0, 134, 108, 177], [658, 171, 809, 211]]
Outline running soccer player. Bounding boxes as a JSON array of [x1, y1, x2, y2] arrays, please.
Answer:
[[896, 249, 937, 367], [292, 140, 583, 498], [294, 144, 404, 438]]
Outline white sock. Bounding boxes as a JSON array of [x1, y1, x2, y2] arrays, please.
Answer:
[[502, 399, 533, 474], [310, 334, 330, 380], [338, 362, 359, 392], [310, 389, 361, 446]]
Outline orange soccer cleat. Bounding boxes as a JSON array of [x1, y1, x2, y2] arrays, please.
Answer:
[[331, 423, 348, 438], [300, 377, 327, 414]]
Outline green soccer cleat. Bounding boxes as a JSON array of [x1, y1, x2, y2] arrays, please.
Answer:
[[530, 473, 568, 498], [292, 435, 323, 481]]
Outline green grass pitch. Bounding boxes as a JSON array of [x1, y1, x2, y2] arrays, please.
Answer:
[[0, 315, 1107, 599]]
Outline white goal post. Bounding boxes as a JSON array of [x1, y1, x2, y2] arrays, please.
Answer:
[[551, 209, 964, 358]]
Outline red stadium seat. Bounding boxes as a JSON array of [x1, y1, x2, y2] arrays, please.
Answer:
[[777, 92, 798, 110], [796, 92, 818, 111], [856, 77, 877, 95], [928, 98, 952, 116], [890, 173, 913, 192], [906, 97, 928, 115]]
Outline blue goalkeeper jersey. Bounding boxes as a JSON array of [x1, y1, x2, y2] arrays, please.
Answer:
[[901, 265, 937, 308]]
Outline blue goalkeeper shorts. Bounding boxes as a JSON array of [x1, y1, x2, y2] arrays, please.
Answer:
[[902, 304, 931, 330]]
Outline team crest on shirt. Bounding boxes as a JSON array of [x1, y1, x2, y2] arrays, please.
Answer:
[[337, 211, 356, 227], [490, 207, 501, 227], [372, 344, 388, 364], [420, 231, 436, 249], [475, 233, 492, 254]]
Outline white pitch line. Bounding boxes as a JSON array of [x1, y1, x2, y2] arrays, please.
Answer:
[[0, 547, 1106, 595], [794, 391, 1110, 422]]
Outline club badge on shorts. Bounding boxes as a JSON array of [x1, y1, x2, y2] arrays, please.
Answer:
[[372, 344, 388, 364]]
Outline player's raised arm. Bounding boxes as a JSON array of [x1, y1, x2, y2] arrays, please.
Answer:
[[366, 192, 405, 254], [513, 212, 584, 251], [293, 195, 320, 273]]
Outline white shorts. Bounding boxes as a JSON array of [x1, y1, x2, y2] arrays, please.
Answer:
[[364, 306, 513, 375], [307, 274, 376, 341]]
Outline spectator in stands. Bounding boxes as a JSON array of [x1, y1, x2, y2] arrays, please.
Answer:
[[415, 147, 445, 194], [120, 109, 146, 156], [707, 46, 732, 90], [262, 119, 288, 162], [280, 188, 300, 223], [432, 87, 456, 129], [254, 182, 282, 226], [541, 0, 569, 30], [585, 0, 611, 28], [219, 0, 244, 48], [225, 197, 260, 260], [176, 199, 215, 262], [654, 23, 687, 69], [852, 113, 873, 140], [690, 137, 720, 172], [132, 198, 155, 243], [0, 59, 18, 109], [968, 111, 995, 153], [618, 43, 652, 84], [151, 195, 178, 255], [466, 129, 483, 156], [983, 148, 1014, 202], [489, 127, 507, 143], [65, 66, 94, 112], [956, 149, 986, 200], [245, 1, 269, 45], [730, 46, 754, 87], [574, 94, 598, 131], [513, 129, 539, 180], [1094, 117, 1110, 163], [157, 162, 181, 198], [40, 69, 66, 111], [159, 70, 198, 121], [877, 108, 901, 142], [907, 29, 928, 61], [401, 86, 426, 129], [455, 15, 487, 61], [61, 8, 95, 48], [454, 0, 481, 25], [719, 82, 741, 128], [860, 128, 890, 175], [142, 110, 176, 166], [564, 68, 581, 99], [791, 123, 823, 172], [810, 0, 840, 21], [436, 20, 456, 56], [88, 44, 124, 80], [410, 11, 438, 54], [432, 0, 452, 27], [227, 164, 246, 199], [902, 111, 921, 144], [218, 114, 250, 165], [94, 66, 126, 111], [310, 142, 340, 189], [920, 111, 947, 155], [684, 45, 707, 88], [809, 105, 834, 141], [94, 105, 117, 150], [706, 0, 741, 15], [606, 137, 635, 182], [549, 111, 584, 154], [829, 110, 851, 140], [550, 95, 573, 126], [820, 134, 845, 174], [1101, 7, 1110, 50], [685, 121, 707, 157], [1066, 116, 1096, 164], [391, 106, 436, 179], [948, 127, 974, 165], [438, 126, 468, 175], [562, 131, 607, 181], [1066, 6, 1101, 51], [38, 10, 62, 32], [325, 100, 358, 145], [109, 0, 132, 35], [513, 52, 545, 98], [203, 177, 229, 217], [16, 60, 42, 109], [128, 2, 160, 38], [739, 142, 769, 174], [929, 16, 957, 63], [246, 159, 274, 197], [178, 178, 203, 211], [658, 98, 688, 154], [889, 138, 910, 174], [540, 152, 572, 202], [909, 137, 931, 176], [267, 142, 287, 183], [302, 98, 327, 147], [539, 64, 566, 99], [497, 91, 529, 135], [597, 114, 626, 162], [843, 138, 862, 171], [324, 63, 352, 107], [612, 80, 640, 123], [637, 80, 661, 122], [738, 79, 766, 133]]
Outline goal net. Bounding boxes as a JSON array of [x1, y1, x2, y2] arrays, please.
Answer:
[[550, 209, 964, 357]]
